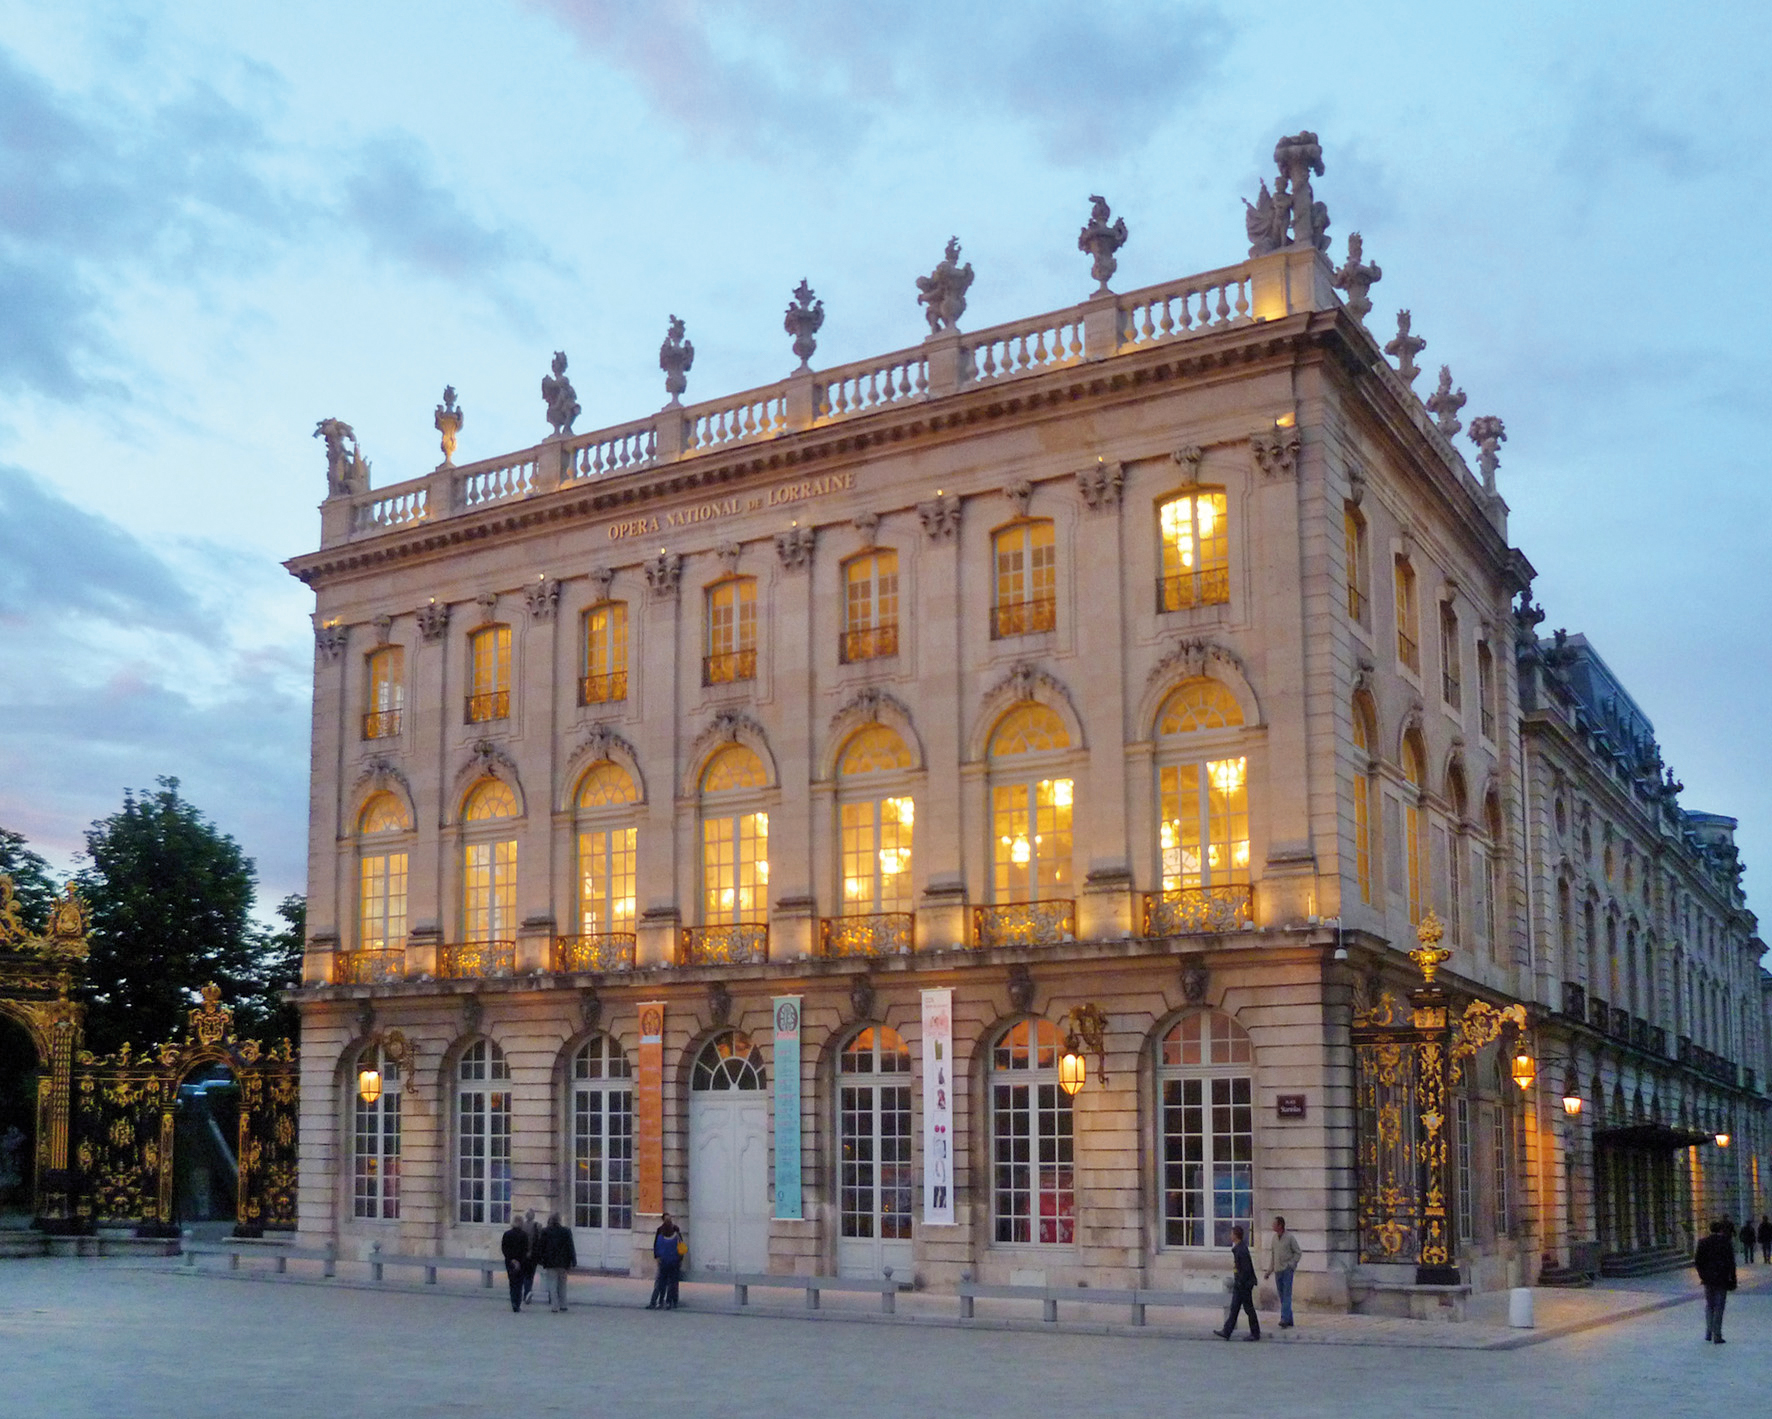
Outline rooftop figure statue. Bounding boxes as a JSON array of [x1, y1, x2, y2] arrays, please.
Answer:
[[313, 417, 367, 498], [917, 237, 974, 335], [434, 386, 463, 466], [542, 352, 580, 436]]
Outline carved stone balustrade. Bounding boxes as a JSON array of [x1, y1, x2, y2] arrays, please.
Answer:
[[552, 933, 637, 974], [819, 913, 914, 960], [973, 901, 1075, 949], [1141, 884, 1255, 938], [437, 940, 515, 980], [680, 924, 768, 966]]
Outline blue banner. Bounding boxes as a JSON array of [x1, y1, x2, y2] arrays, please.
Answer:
[[773, 995, 803, 1219]]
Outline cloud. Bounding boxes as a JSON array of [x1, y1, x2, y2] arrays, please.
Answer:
[[1556, 77, 1715, 188]]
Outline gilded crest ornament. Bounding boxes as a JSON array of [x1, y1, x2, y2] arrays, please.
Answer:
[[189, 983, 233, 1046], [1409, 911, 1451, 984]]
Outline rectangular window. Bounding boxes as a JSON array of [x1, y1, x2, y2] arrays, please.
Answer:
[[572, 1085, 634, 1232], [1158, 758, 1250, 891], [1354, 775, 1373, 904], [1405, 800, 1423, 924], [577, 827, 637, 934], [1161, 1075, 1253, 1247], [1455, 1097, 1473, 1243], [463, 839, 517, 941], [992, 1080, 1074, 1244], [364, 647, 404, 739], [1343, 505, 1369, 625], [1492, 1105, 1510, 1236], [991, 778, 1072, 903], [842, 551, 900, 662], [1394, 558, 1419, 673], [1440, 603, 1461, 708], [358, 851, 408, 951], [457, 1087, 512, 1225], [840, 796, 914, 914], [1159, 491, 1230, 611], [1477, 642, 1497, 740], [1383, 796, 1404, 906], [581, 602, 628, 705], [704, 579, 757, 684], [353, 1078, 400, 1220], [702, 811, 768, 924], [992, 521, 1057, 637], [467, 626, 511, 723]]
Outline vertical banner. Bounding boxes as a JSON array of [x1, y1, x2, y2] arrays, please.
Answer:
[[637, 1002, 665, 1216], [922, 987, 956, 1225], [773, 996, 803, 1219]]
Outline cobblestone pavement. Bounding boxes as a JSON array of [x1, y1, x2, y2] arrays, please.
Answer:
[[3, 1259, 1768, 1418]]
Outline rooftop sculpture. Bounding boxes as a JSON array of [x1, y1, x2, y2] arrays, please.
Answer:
[[434, 386, 463, 466], [660, 317, 694, 405], [1425, 365, 1468, 438], [542, 351, 580, 436], [1331, 232, 1382, 324], [1078, 195, 1128, 294], [784, 280, 824, 370], [917, 237, 974, 335], [313, 417, 368, 498], [1385, 310, 1427, 386], [1245, 130, 1331, 256], [1468, 415, 1506, 493]]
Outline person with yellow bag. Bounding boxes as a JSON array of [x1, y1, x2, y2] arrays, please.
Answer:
[[646, 1213, 685, 1310]]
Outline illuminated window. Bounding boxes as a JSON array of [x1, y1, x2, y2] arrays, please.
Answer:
[[575, 763, 639, 936], [1477, 641, 1497, 740], [1352, 697, 1376, 905], [364, 646, 404, 739], [1402, 735, 1426, 924], [988, 705, 1072, 903], [992, 520, 1057, 637], [837, 727, 915, 915], [1344, 504, 1369, 626], [704, 578, 757, 684], [701, 747, 768, 925], [581, 601, 628, 705], [691, 1031, 767, 1090], [1158, 1012, 1253, 1248], [1158, 489, 1230, 611], [991, 1020, 1073, 1245], [1394, 558, 1419, 674], [461, 779, 517, 944], [1156, 680, 1248, 893], [571, 1036, 633, 1233], [456, 1039, 511, 1225], [357, 793, 410, 953], [353, 1041, 400, 1220], [1440, 602, 1461, 709], [842, 551, 899, 662], [467, 626, 511, 723], [839, 1027, 913, 1244]]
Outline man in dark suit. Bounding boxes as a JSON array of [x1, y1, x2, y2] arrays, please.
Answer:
[[1217, 1224, 1261, 1340], [1695, 1218, 1738, 1343], [500, 1217, 530, 1314]]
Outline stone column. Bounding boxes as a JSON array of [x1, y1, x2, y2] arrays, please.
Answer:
[[637, 558, 683, 963], [914, 496, 967, 949], [770, 533, 817, 955], [1073, 469, 1131, 941], [516, 579, 560, 970], [408, 604, 451, 971]]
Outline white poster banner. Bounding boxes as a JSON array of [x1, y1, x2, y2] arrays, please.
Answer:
[[921, 987, 956, 1225]]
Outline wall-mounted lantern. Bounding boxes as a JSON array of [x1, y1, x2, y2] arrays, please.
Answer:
[[1057, 1003, 1109, 1096]]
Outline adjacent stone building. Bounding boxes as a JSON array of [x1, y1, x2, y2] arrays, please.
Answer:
[[286, 133, 1769, 1309]]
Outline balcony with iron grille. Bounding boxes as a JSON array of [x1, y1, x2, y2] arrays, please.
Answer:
[[1142, 884, 1254, 937], [465, 690, 509, 724], [437, 939, 515, 979], [973, 900, 1074, 948], [702, 649, 757, 686], [577, 671, 628, 706], [362, 709, 403, 740], [819, 913, 914, 959], [552, 933, 637, 973], [990, 596, 1056, 639], [681, 923, 768, 965], [1158, 566, 1230, 613], [841, 623, 899, 663], [334, 948, 405, 985]]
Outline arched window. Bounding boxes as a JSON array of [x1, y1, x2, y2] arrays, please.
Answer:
[[837, 727, 915, 917], [570, 1036, 633, 1233], [991, 1020, 1073, 1244], [1401, 734, 1426, 923], [1482, 790, 1503, 957], [700, 747, 768, 926], [456, 1040, 511, 1225], [357, 793, 411, 957], [1158, 488, 1229, 611], [692, 1030, 767, 1090], [1394, 557, 1420, 673], [704, 577, 757, 684], [467, 624, 511, 723], [581, 601, 628, 704], [838, 1027, 913, 1250], [1155, 680, 1248, 895], [1158, 1011, 1253, 1248], [364, 645, 404, 739], [352, 1040, 401, 1220], [1351, 696, 1376, 905], [988, 706, 1072, 905], [1443, 764, 1468, 946], [575, 763, 639, 937], [992, 520, 1057, 637], [461, 779, 518, 945], [843, 550, 899, 662]]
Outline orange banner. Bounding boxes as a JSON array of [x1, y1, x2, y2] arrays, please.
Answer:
[[637, 1001, 665, 1215]]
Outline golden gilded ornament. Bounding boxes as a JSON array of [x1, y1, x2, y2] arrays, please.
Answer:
[[1408, 910, 1451, 983]]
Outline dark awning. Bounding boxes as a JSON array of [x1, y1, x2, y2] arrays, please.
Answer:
[[1594, 1123, 1712, 1150]]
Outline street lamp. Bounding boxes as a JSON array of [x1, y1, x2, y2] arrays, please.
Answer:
[[1561, 1087, 1583, 1117], [1715, 1132, 1732, 1149], [1511, 1047, 1537, 1093]]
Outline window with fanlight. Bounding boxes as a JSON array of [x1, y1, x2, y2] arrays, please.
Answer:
[[837, 725, 915, 915], [1158, 489, 1230, 611], [1155, 680, 1248, 893], [700, 746, 769, 925], [988, 704, 1073, 904], [991, 1019, 1074, 1245], [456, 1039, 511, 1225], [461, 779, 518, 943], [1158, 1011, 1254, 1248], [358, 793, 411, 952], [575, 763, 639, 936], [352, 1040, 401, 1220]]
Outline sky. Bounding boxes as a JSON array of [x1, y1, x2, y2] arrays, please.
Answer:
[[0, 0, 1768, 931]]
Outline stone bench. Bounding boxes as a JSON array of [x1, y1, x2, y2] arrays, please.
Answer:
[[1348, 1279, 1471, 1321], [683, 1270, 901, 1314], [956, 1281, 1217, 1325], [182, 1242, 335, 1278]]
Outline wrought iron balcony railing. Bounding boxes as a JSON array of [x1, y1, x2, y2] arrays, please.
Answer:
[[334, 948, 405, 985], [1442, 672, 1462, 710], [702, 649, 757, 686], [841, 624, 899, 663], [1158, 566, 1230, 613], [1480, 702, 1496, 740], [362, 709, 403, 740], [578, 671, 628, 705], [553, 933, 637, 973], [681, 923, 768, 965], [1397, 631, 1420, 674], [1561, 981, 1587, 1019], [1142, 884, 1254, 937], [820, 913, 914, 959], [973, 900, 1075, 949], [437, 939, 516, 979], [991, 596, 1057, 639], [1346, 582, 1368, 624], [465, 690, 510, 723]]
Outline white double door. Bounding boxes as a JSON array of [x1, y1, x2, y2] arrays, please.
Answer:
[[687, 1093, 770, 1272], [836, 1077, 916, 1279], [569, 1080, 634, 1271]]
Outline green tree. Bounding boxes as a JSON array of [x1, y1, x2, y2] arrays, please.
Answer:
[[0, 826, 58, 937], [237, 894, 305, 1045], [78, 778, 261, 1056]]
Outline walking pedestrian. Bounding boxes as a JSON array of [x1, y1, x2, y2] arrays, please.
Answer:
[[539, 1212, 576, 1312], [1740, 1219, 1756, 1264], [1695, 1219, 1738, 1343], [1216, 1225, 1261, 1341], [647, 1213, 684, 1310], [500, 1216, 529, 1314], [1758, 1216, 1771, 1264], [1263, 1216, 1303, 1330], [519, 1209, 542, 1306]]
